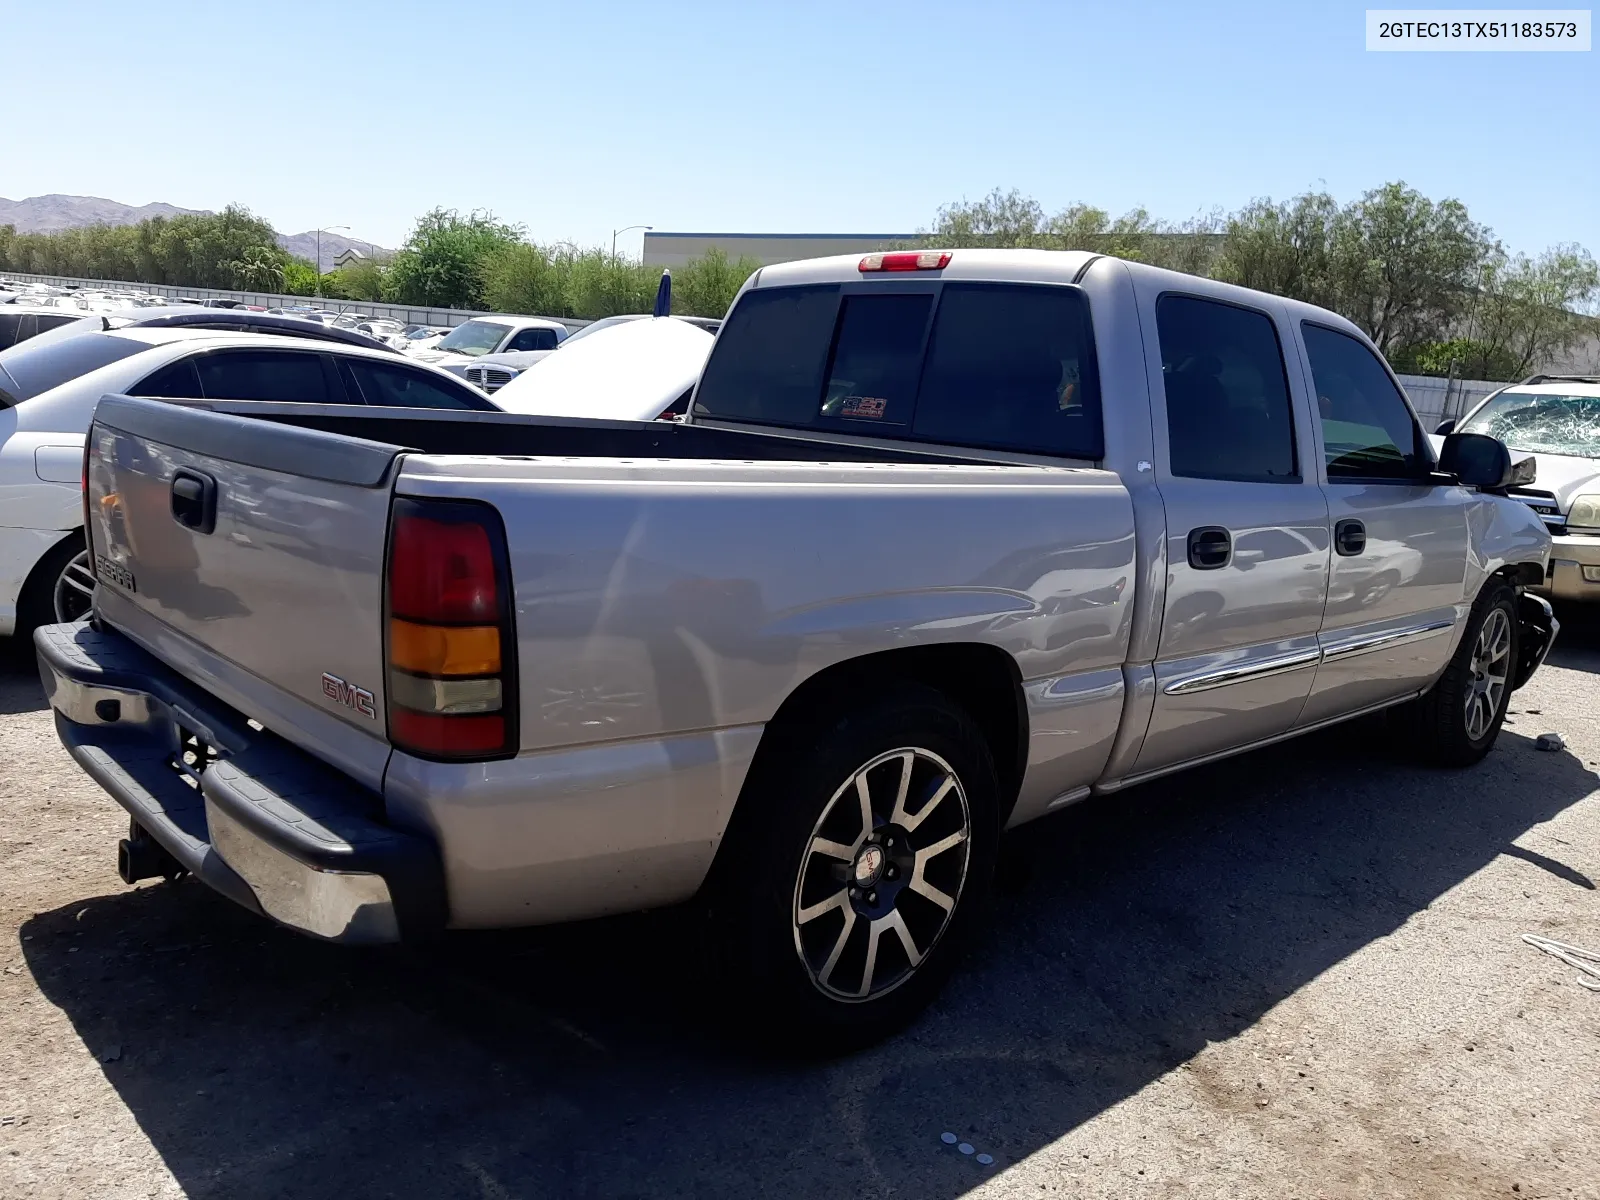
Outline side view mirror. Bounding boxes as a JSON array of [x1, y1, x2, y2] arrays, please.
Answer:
[[1509, 456, 1537, 488], [1434, 418, 1456, 435], [1439, 431, 1513, 490]]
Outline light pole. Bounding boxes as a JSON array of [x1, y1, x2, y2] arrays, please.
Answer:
[[314, 224, 350, 295], [611, 224, 652, 260]]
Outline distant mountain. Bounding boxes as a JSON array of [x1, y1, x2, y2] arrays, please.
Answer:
[[0, 193, 205, 233], [0, 194, 389, 271]]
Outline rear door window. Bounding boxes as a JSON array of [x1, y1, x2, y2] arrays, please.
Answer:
[[339, 358, 485, 409], [912, 283, 1101, 457], [1156, 295, 1298, 483], [132, 358, 202, 398], [195, 350, 333, 403]]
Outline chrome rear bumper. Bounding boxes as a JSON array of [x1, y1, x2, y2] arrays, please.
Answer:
[[36, 622, 445, 945]]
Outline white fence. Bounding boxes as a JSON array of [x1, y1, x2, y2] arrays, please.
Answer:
[[1396, 374, 1504, 425], [0, 270, 580, 331]]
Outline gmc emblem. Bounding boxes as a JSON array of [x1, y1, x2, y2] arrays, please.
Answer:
[[321, 672, 377, 719]]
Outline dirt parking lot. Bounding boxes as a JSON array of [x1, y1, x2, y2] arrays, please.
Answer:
[[1, 622, 1597, 1200]]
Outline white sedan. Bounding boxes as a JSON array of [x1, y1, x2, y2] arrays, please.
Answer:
[[0, 328, 496, 640]]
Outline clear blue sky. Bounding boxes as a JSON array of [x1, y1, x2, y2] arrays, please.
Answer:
[[2, 0, 1594, 257]]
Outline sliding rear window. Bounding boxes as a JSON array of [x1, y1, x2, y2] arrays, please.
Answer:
[[693, 281, 1102, 459]]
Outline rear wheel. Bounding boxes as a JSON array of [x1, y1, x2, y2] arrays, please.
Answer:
[[708, 683, 1000, 1050], [1407, 581, 1518, 767]]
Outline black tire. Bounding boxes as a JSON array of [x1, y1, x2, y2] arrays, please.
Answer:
[[706, 682, 1000, 1052], [16, 531, 91, 639], [1406, 580, 1519, 768]]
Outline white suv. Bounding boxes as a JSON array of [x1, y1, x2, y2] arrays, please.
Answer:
[[1441, 375, 1600, 603]]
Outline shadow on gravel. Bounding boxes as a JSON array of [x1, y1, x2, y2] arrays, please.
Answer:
[[0, 636, 47, 715], [21, 724, 1598, 1200]]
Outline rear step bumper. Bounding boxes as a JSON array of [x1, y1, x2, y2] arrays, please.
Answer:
[[35, 622, 446, 945]]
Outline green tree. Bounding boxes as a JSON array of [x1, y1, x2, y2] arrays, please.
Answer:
[[480, 243, 569, 316], [231, 248, 286, 292], [1388, 338, 1522, 381], [1216, 191, 1339, 305], [281, 259, 321, 295], [332, 255, 387, 301], [913, 187, 1222, 272], [673, 247, 761, 317], [1470, 245, 1600, 378], [562, 248, 660, 319], [1326, 182, 1492, 357], [383, 208, 524, 308]]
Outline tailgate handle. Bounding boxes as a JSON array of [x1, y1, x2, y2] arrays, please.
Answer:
[[170, 469, 218, 535]]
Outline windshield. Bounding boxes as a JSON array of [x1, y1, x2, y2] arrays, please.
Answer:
[[561, 315, 642, 346], [1459, 391, 1600, 459], [433, 320, 510, 356]]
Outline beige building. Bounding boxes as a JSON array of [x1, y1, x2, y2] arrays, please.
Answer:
[[643, 231, 917, 269]]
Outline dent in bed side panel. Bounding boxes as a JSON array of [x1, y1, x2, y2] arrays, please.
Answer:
[[396, 459, 1137, 755], [382, 725, 764, 927], [1008, 665, 1124, 827]]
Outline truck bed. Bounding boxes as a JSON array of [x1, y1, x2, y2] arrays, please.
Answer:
[[177, 398, 998, 466]]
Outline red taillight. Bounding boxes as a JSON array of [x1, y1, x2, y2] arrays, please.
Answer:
[[389, 512, 499, 623], [859, 251, 951, 273], [385, 498, 516, 761], [390, 708, 506, 757]]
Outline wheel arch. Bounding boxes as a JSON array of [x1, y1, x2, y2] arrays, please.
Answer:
[[717, 643, 1029, 861], [15, 527, 86, 631], [17, 526, 84, 603]]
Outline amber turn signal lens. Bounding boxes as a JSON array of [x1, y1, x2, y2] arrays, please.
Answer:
[[389, 618, 500, 677]]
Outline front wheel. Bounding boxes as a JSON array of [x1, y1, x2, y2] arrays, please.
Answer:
[[708, 683, 1000, 1050], [1406, 581, 1518, 767]]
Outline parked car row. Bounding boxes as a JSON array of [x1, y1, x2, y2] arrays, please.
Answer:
[[0, 279, 729, 643], [29, 248, 1569, 1051], [0, 325, 500, 639]]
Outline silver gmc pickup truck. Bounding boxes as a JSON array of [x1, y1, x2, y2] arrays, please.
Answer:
[[39, 249, 1558, 1046]]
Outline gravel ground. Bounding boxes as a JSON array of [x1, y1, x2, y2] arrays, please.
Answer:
[[1, 623, 1597, 1200]]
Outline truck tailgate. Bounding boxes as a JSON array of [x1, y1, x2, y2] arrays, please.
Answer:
[[86, 395, 401, 788]]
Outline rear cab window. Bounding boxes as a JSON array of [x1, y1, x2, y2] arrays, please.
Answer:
[[693, 281, 1102, 459]]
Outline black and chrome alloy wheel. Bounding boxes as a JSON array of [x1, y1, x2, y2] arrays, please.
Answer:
[[53, 549, 96, 623], [1464, 606, 1511, 742], [791, 746, 971, 1002]]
